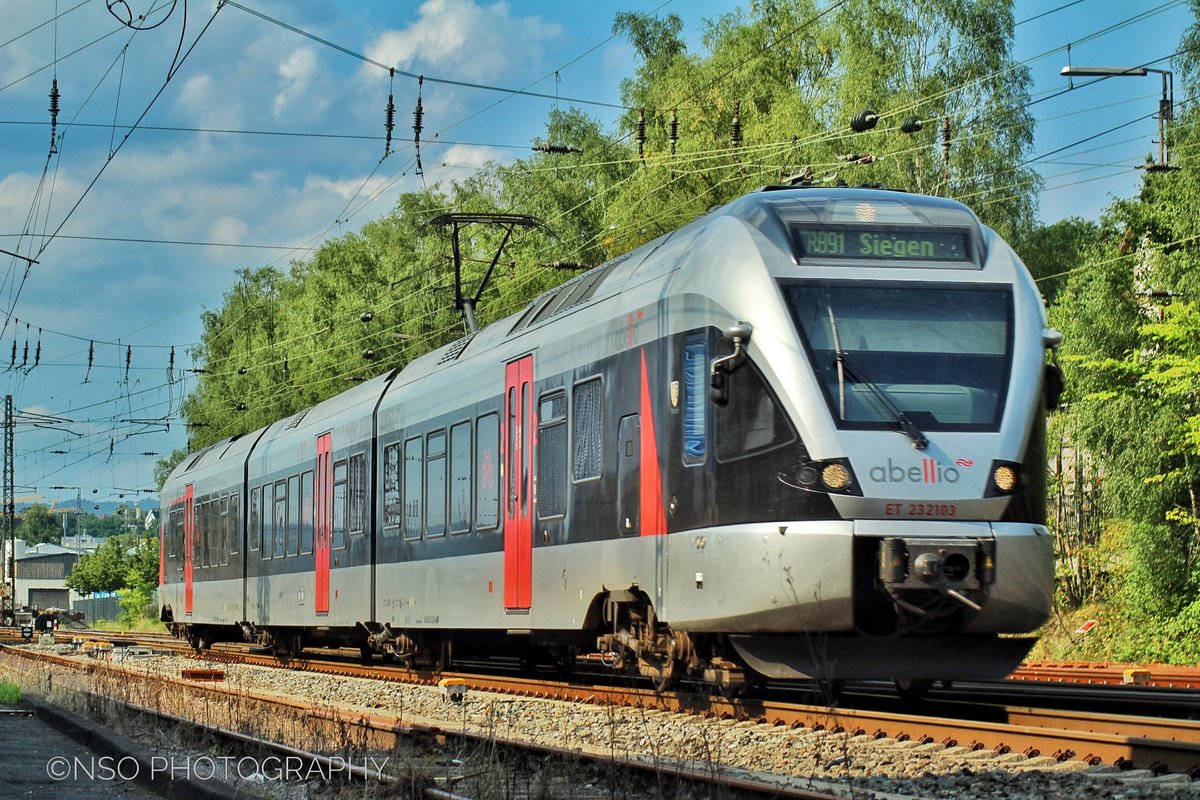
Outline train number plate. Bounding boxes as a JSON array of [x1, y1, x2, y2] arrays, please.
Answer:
[[884, 503, 958, 518]]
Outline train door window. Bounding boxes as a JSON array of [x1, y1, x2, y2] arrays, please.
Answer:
[[449, 421, 471, 534], [403, 436, 422, 540], [475, 413, 500, 531], [383, 442, 401, 533], [332, 460, 347, 549], [507, 387, 517, 517], [349, 453, 366, 535], [572, 377, 602, 481], [426, 430, 447, 537], [300, 470, 314, 554], [538, 392, 567, 518], [167, 509, 177, 559], [715, 360, 796, 462], [261, 483, 274, 558], [288, 474, 301, 555], [682, 337, 708, 466], [195, 502, 205, 568], [274, 479, 287, 558], [229, 493, 240, 557]]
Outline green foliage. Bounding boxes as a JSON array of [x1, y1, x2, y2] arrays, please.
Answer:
[[16, 504, 61, 546], [0, 682, 20, 705], [66, 535, 132, 595]]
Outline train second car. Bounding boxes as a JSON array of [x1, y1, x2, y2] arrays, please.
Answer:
[[159, 185, 1058, 690]]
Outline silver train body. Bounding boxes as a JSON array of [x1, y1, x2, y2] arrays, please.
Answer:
[[160, 186, 1057, 685]]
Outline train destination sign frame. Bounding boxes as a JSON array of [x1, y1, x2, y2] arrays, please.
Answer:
[[792, 225, 975, 264]]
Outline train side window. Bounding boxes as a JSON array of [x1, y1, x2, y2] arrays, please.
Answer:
[[715, 360, 796, 463], [682, 337, 708, 466], [349, 453, 366, 535], [249, 487, 260, 552], [220, 495, 230, 566], [300, 470, 314, 554], [383, 442, 401, 533], [538, 392, 567, 518], [261, 483, 274, 558], [332, 460, 347, 549], [449, 421, 471, 534], [288, 475, 300, 555], [229, 493, 240, 557], [274, 479, 287, 558], [403, 436, 422, 540], [572, 377, 602, 481], [475, 413, 500, 531], [426, 430, 447, 537]]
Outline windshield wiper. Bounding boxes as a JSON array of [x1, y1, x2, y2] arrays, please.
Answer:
[[826, 305, 929, 450]]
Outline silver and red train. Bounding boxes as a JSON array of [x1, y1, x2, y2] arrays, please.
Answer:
[[159, 185, 1059, 690]]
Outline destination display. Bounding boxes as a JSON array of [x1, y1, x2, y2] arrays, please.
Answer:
[[793, 225, 973, 263]]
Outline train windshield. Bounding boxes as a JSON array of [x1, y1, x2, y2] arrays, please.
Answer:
[[786, 282, 1012, 432]]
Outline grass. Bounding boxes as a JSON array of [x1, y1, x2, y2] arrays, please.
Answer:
[[0, 681, 21, 705]]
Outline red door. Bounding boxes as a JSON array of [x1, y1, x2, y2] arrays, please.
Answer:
[[314, 433, 332, 614], [504, 356, 533, 610], [183, 484, 194, 615]]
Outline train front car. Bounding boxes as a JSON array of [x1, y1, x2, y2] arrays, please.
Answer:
[[663, 187, 1056, 688]]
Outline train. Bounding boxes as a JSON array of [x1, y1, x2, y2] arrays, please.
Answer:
[[159, 183, 1060, 693]]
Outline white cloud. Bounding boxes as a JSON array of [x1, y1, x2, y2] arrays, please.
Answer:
[[362, 0, 562, 83], [207, 216, 250, 244], [273, 47, 323, 119]]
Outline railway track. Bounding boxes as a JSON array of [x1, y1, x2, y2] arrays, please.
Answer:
[[8, 634, 1200, 785]]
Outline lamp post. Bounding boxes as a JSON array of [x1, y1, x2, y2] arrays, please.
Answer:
[[1060, 65, 1175, 170]]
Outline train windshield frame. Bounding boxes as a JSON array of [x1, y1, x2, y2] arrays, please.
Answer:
[[784, 280, 1013, 432]]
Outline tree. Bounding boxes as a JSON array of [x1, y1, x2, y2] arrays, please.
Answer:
[[17, 504, 61, 546], [120, 530, 160, 626], [65, 536, 129, 595]]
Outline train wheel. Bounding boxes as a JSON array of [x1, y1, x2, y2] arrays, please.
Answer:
[[359, 645, 374, 662]]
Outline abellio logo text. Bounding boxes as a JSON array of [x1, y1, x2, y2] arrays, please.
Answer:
[[869, 458, 960, 484]]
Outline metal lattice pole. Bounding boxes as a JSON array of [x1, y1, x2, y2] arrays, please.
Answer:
[[3, 395, 13, 623]]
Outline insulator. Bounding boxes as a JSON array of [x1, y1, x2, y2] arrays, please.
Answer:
[[384, 93, 395, 155], [33, 337, 40, 367], [20, 339, 27, 368], [49, 78, 60, 154], [636, 109, 646, 159], [412, 96, 423, 139], [8, 341, 14, 368], [850, 109, 879, 132], [731, 100, 742, 147], [669, 109, 679, 156], [125, 345, 131, 381], [533, 144, 581, 154], [900, 115, 923, 134], [942, 116, 951, 166]]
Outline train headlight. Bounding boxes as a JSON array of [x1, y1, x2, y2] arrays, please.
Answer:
[[778, 458, 860, 496], [985, 460, 1021, 496], [822, 463, 850, 491]]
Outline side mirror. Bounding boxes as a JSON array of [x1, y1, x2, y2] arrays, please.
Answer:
[[710, 321, 753, 404]]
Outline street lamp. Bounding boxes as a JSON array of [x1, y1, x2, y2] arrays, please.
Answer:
[[1060, 65, 1175, 170]]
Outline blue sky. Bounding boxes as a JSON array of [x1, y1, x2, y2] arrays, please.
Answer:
[[0, 0, 1193, 504]]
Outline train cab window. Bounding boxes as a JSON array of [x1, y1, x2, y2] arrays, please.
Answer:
[[403, 437, 422, 539], [332, 460, 347, 549], [449, 421, 471, 534], [538, 392, 567, 519], [349, 453, 366, 535], [715, 360, 795, 463], [426, 430, 447, 537], [288, 475, 301, 555], [261, 483, 274, 558], [383, 442, 401, 532], [274, 479, 287, 558], [682, 338, 708, 466], [475, 413, 500, 531], [572, 377, 602, 481], [249, 487, 260, 553], [229, 493, 240, 557], [300, 470, 314, 555]]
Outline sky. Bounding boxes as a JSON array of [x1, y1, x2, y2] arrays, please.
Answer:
[[0, 0, 1193, 507]]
